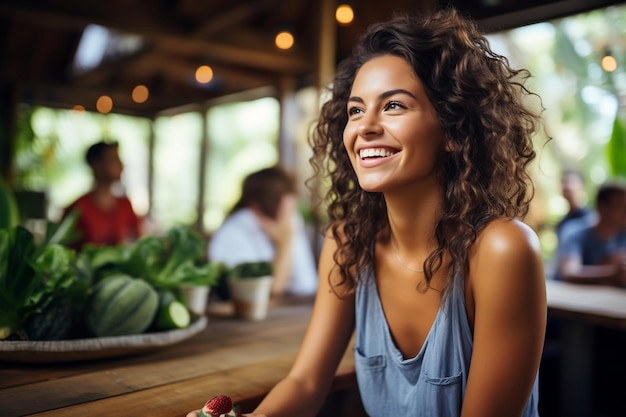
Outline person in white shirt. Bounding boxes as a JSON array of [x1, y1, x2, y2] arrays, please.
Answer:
[[208, 166, 318, 297]]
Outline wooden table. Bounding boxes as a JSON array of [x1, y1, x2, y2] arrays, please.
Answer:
[[0, 299, 357, 417], [545, 280, 626, 417]]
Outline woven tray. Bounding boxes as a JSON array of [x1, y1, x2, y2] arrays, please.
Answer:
[[0, 315, 207, 363]]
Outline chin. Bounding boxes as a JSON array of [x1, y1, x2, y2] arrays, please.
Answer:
[[357, 180, 384, 193]]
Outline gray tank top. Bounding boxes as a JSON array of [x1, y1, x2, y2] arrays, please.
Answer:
[[354, 269, 539, 416]]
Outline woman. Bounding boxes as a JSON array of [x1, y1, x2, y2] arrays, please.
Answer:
[[188, 7, 546, 417], [208, 166, 318, 297]]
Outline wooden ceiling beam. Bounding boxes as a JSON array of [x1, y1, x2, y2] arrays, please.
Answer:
[[0, 0, 313, 73], [193, 0, 280, 39], [477, 0, 626, 31], [18, 81, 229, 117]]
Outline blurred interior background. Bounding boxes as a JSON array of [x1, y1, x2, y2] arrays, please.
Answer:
[[1, 0, 625, 264]]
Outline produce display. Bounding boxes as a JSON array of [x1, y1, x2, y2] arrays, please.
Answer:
[[200, 395, 242, 417], [0, 213, 85, 341], [85, 274, 159, 337], [0, 216, 224, 342]]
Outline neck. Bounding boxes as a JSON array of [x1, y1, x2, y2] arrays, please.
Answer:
[[385, 186, 441, 244]]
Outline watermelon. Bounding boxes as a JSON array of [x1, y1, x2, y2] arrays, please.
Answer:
[[85, 274, 158, 337]]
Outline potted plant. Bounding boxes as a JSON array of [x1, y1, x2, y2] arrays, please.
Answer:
[[227, 261, 274, 321]]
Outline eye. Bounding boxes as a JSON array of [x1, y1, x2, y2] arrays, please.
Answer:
[[347, 106, 364, 117], [384, 101, 406, 111]]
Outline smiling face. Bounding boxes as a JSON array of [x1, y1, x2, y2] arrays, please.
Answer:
[[342, 54, 446, 194]]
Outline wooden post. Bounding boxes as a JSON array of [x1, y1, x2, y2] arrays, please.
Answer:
[[0, 82, 17, 183], [278, 75, 297, 171], [196, 105, 209, 233], [317, 0, 337, 90]]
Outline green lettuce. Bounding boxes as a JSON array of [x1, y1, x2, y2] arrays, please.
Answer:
[[0, 213, 88, 338]]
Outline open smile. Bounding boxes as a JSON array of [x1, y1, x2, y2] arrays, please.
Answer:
[[359, 147, 399, 160]]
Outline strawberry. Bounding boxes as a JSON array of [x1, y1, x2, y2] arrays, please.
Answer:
[[204, 395, 233, 417]]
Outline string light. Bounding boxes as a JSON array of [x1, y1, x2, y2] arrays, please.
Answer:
[[132, 85, 149, 103], [275, 31, 294, 50], [336, 4, 355, 25], [196, 65, 214, 84], [601, 55, 617, 72], [96, 95, 113, 114]]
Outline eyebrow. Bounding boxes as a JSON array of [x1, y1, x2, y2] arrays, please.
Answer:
[[347, 89, 418, 104]]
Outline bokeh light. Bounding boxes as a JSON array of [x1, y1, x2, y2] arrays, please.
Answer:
[[96, 96, 113, 114], [275, 31, 294, 50], [196, 65, 214, 84], [336, 4, 355, 25], [132, 85, 149, 103], [601, 55, 617, 72]]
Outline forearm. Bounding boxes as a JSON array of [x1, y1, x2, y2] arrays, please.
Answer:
[[560, 264, 620, 285], [271, 239, 293, 295]]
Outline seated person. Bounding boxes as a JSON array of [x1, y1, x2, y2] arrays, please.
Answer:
[[208, 166, 318, 297], [556, 180, 626, 286], [62, 141, 141, 250], [555, 169, 596, 242]]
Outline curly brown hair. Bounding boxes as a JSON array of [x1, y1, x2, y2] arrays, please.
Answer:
[[309, 7, 542, 295]]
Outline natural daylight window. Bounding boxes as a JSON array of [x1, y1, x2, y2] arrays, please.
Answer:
[[202, 97, 280, 232]]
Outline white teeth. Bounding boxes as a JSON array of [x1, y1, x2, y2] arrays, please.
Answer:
[[359, 148, 397, 159]]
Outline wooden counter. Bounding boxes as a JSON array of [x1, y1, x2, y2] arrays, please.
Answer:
[[545, 280, 626, 417], [0, 299, 357, 417]]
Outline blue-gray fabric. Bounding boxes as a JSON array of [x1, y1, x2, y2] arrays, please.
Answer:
[[354, 268, 540, 416], [558, 225, 626, 267]]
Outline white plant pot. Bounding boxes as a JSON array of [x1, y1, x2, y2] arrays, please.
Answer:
[[180, 285, 210, 316], [227, 276, 273, 321]]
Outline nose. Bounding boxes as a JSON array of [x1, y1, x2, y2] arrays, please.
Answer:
[[357, 112, 383, 137]]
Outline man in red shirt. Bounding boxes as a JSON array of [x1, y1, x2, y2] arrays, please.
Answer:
[[63, 141, 141, 250]]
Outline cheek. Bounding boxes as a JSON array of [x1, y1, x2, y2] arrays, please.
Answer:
[[343, 125, 356, 153]]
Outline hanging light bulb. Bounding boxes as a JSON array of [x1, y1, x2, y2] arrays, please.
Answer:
[[96, 96, 113, 114], [196, 65, 214, 84], [275, 31, 294, 50], [601, 55, 617, 72], [336, 4, 354, 25], [132, 85, 149, 103]]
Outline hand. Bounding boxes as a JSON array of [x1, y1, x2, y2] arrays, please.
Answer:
[[255, 195, 297, 247], [607, 250, 626, 287], [615, 253, 626, 287]]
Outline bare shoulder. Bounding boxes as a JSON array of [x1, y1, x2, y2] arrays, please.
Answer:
[[475, 218, 541, 258], [468, 218, 545, 297]]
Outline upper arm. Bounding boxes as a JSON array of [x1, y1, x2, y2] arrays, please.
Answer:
[[557, 227, 583, 278], [462, 219, 546, 417]]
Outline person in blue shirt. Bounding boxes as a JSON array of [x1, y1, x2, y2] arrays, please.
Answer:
[[188, 7, 546, 417], [557, 180, 626, 286], [555, 169, 596, 243]]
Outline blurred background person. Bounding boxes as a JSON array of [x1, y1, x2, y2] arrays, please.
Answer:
[[555, 169, 596, 242], [62, 140, 142, 250], [556, 180, 626, 286], [547, 169, 596, 280], [555, 169, 596, 243], [208, 166, 318, 298]]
